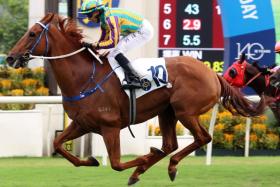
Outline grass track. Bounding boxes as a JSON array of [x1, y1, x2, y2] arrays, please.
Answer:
[[0, 156, 280, 187]]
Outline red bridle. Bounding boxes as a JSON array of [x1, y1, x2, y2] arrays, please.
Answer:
[[224, 60, 247, 87], [224, 60, 270, 88]]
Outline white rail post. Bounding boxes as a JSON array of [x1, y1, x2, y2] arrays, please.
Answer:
[[46, 105, 53, 156], [206, 103, 219, 165], [80, 135, 85, 158], [244, 118, 252, 157], [102, 152, 108, 166]]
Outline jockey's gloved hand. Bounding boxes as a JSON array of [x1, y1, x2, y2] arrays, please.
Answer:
[[82, 42, 93, 48]]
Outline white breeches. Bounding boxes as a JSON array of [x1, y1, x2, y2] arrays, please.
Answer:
[[108, 19, 154, 59]]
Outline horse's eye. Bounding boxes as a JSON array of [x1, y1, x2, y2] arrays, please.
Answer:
[[29, 32, 36, 37], [229, 68, 237, 78]]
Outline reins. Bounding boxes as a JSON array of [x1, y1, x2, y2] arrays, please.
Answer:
[[243, 72, 262, 88], [243, 67, 280, 102], [28, 22, 103, 64], [31, 46, 103, 64], [31, 47, 84, 59], [29, 21, 109, 101]]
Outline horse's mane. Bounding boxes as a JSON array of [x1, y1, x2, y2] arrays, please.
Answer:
[[44, 13, 103, 59], [251, 61, 272, 75], [58, 16, 84, 44], [44, 13, 84, 45]]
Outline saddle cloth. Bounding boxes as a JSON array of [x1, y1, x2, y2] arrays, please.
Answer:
[[108, 58, 169, 98]]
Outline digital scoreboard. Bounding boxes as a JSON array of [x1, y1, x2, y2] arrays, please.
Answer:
[[158, 0, 224, 73]]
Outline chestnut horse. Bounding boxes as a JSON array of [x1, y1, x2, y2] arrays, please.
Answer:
[[224, 54, 280, 124], [7, 13, 266, 185]]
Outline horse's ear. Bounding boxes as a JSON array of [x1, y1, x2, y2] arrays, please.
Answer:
[[51, 14, 60, 25], [42, 12, 55, 23], [238, 53, 246, 64]]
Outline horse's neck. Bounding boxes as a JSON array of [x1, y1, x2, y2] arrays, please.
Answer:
[[49, 49, 101, 97], [250, 76, 280, 97], [247, 75, 266, 95]]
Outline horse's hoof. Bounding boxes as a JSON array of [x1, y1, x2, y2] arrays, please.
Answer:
[[168, 168, 178, 182], [127, 177, 139, 186], [88, 156, 100, 166]]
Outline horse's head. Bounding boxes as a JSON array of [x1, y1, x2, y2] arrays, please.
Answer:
[[223, 54, 248, 87], [6, 13, 83, 68], [223, 54, 272, 88]]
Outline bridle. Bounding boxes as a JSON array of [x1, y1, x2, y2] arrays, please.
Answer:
[[243, 62, 270, 88], [22, 21, 102, 63], [20, 22, 50, 66], [225, 61, 270, 88], [30, 22, 50, 56], [243, 71, 269, 88]]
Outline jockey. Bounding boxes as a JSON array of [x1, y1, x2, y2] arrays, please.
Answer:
[[79, 0, 154, 88], [269, 42, 280, 88], [276, 41, 280, 54], [270, 42, 280, 73]]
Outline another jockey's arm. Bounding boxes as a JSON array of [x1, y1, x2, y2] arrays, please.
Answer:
[[97, 16, 120, 49]]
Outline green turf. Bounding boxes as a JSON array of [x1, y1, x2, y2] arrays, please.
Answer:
[[0, 156, 279, 187]]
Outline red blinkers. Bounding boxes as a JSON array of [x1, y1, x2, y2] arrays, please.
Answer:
[[223, 60, 247, 87]]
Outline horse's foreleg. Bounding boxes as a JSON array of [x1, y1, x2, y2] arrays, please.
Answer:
[[168, 116, 211, 181], [101, 126, 147, 171], [53, 121, 99, 167], [128, 107, 178, 185]]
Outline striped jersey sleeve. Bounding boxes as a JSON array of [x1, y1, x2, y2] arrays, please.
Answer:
[[98, 16, 120, 49], [97, 8, 144, 49]]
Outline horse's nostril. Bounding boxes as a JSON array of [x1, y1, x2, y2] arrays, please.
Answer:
[[6, 56, 15, 64]]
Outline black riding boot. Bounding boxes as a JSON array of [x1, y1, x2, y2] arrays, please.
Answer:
[[115, 53, 142, 89]]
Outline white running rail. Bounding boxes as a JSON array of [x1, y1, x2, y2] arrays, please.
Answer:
[[0, 96, 106, 165], [206, 95, 260, 165], [0, 95, 261, 166]]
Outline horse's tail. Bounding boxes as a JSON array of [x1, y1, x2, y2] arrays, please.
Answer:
[[217, 75, 266, 117]]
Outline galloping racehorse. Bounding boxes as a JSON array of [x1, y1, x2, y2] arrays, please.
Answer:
[[7, 14, 266, 185], [224, 54, 280, 124]]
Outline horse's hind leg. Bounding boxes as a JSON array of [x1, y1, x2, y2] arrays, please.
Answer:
[[168, 116, 211, 181], [128, 106, 178, 185], [101, 126, 147, 171], [53, 121, 100, 167]]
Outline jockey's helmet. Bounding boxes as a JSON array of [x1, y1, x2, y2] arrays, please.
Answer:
[[79, 0, 105, 14], [275, 41, 280, 54]]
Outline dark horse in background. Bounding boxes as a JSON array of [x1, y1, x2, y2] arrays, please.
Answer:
[[224, 54, 280, 123], [6, 13, 266, 185]]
